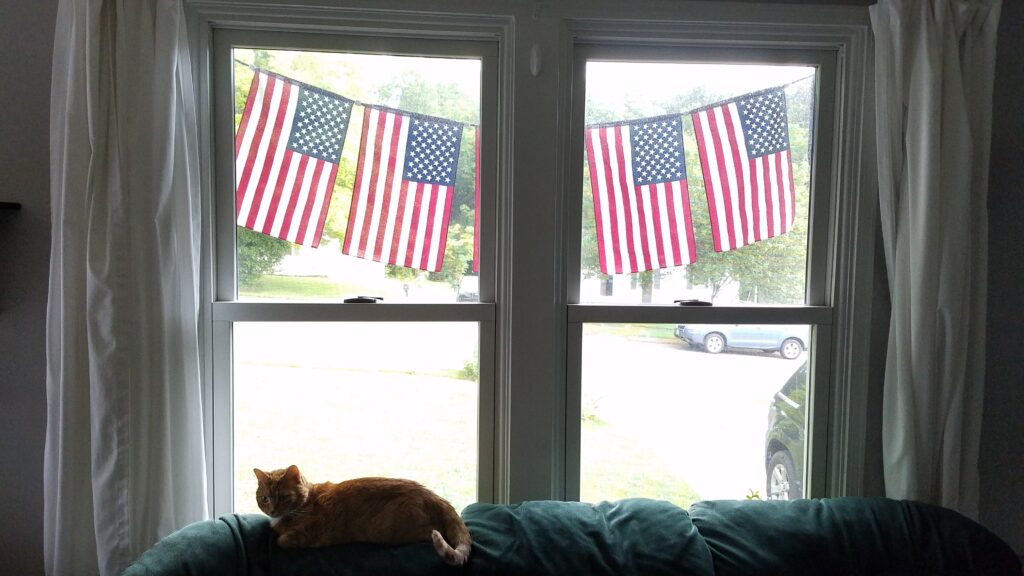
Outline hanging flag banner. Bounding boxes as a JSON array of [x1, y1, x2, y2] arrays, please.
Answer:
[[691, 87, 796, 253], [234, 69, 353, 247], [585, 115, 696, 275], [342, 106, 463, 273]]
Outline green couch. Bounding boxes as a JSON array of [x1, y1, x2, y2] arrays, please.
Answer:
[[122, 497, 1021, 575]]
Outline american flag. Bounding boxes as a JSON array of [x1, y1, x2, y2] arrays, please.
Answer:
[[585, 115, 696, 275], [342, 106, 463, 273], [691, 88, 796, 252], [234, 70, 352, 247]]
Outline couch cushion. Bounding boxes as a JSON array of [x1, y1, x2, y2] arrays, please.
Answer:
[[688, 497, 1022, 576], [462, 498, 715, 576], [122, 513, 451, 576]]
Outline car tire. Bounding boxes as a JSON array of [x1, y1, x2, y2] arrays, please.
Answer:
[[780, 338, 803, 360], [703, 333, 726, 354], [766, 450, 801, 500]]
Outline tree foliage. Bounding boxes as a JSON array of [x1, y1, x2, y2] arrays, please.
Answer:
[[236, 226, 292, 287]]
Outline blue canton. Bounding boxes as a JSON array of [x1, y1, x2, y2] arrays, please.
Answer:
[[736, 89, 789, 158], [629, 116, 686, 186], [403, 116, 463, 186], [287, 86, 353, 163]]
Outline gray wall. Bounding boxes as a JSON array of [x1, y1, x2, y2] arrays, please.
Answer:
[[0, 1, 1020, 574], [980, 0, 1024, 556], [0, 0, 58, 574]]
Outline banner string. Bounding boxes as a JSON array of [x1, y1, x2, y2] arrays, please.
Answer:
[[234, 59, 481, 131], [234, 58, 814, 131]]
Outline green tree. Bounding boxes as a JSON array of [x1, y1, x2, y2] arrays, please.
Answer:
[[236, 227, 292, 287]]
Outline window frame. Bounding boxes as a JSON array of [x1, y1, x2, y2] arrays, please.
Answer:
[[189, 0, 876, 516], [558, 17, 876, 501], [205, 26, 503, 517]]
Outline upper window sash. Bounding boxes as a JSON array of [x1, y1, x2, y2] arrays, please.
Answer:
[[210, 29, 499, 309]]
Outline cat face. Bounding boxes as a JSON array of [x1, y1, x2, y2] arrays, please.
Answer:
[[253, 464, 310, 518]]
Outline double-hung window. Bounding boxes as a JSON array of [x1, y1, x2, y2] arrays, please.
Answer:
[[566, 46, 838, 504], [208, 28, 498, 515]]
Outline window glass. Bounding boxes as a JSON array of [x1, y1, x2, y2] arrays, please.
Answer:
[[579, 323, 808, 505], [580, 62, 816, 305], [233, 322, 479, 513], [232, 49, 482, 303]]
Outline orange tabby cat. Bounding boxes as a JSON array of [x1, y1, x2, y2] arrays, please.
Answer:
[[253, 465, 472, 566]]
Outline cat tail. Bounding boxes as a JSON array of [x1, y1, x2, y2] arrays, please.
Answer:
[[430, 516, 472, 567]]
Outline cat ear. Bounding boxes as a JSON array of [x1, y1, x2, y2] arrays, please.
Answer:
[[254, 468, 269, 483], [284, 464, 301, 482]]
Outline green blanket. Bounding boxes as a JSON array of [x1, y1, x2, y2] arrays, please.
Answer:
[[689, 497, 1021, 575], [464, 499, 714, 576], [122, 498, 710, 576], [122, 497, 1020, 576]]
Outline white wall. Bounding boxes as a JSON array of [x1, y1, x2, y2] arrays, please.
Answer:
[[0, 1, 1020, 574]]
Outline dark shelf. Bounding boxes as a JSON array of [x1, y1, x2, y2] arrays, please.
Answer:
[[0, 202, 21, 211]]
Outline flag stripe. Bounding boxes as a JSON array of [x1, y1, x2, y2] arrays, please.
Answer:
[[473, 127, 481, 273], [279, 154, 310, 243], [236, 74, 279, 221], [372, 114, 404, 261], [721, 104, 751, 247], [235, 73, 261, 155], [584, 130, 610, 274], [248, 81, 295, 230], [693, 110, 725, 252], [613, 129, 642, 273], [344, 107, 374, 256]]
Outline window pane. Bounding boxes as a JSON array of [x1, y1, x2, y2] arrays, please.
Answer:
[[232, 48, 482, 303], [233, 322, 479, 513], [580, 62, 816, 305], [579, 323, 808, 506]]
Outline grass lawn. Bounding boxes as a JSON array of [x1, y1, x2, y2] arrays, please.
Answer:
[[232, 273, 699, 513]]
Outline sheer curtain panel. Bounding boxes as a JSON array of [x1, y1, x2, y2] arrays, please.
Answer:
[[871, 0, 1001, 518], [46, 1, 207, 574]]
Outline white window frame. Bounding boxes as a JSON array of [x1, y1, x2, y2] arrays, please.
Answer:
[[557, 15, 875, 501], [188, 0, 875, 515], [196, 14, 508, 517]]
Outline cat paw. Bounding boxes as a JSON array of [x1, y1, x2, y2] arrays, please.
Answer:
[[276, 533, 300, 549]]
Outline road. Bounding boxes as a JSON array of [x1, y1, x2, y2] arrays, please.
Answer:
[[581, 334, 806, 502], [233, 323, 806, 504]]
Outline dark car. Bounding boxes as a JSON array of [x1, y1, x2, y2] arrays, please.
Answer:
[[675, 324, 808, 360], [764, 362, 807, 500]]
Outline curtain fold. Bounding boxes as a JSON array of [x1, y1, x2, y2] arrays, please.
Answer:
[[871, 0, 1000, 519], [46, 1, 207, 574]]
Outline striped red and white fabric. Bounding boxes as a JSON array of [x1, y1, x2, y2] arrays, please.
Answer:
[[234, 70, 353, 247], [691, 87, 796, 253], [585, 115, 696, 275], [342, 106, 463, 273]]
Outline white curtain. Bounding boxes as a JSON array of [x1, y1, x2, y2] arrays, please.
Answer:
[[46, 0, 208, 574], [871, 0, 1001, 518]]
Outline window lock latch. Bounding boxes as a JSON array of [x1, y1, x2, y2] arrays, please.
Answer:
[[343, 296, 383, 303]]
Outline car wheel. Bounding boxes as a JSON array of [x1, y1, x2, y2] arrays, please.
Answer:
[[703, 333, 726, 354], [780, 338, 803, 360], [767, 450, 801, 500]]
